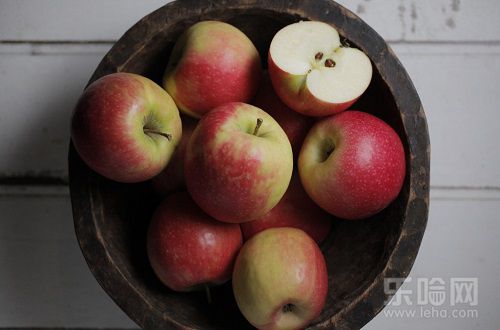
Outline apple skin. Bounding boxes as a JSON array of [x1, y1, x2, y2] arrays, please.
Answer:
[[147, 192, 243, 291], [240, 174, 332, 244], [150, 115, 197, 195], [233, 227, 328, 330], [163, 21, 262, 119], [268, 55, 357, 117], [252, 72, 314, 156], [71, 72, 182, 183], [299, 110, 406, 220], [185, 102, 293, 223]]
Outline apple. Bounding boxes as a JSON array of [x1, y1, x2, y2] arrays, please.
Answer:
[[299, 110, 406, 220], [147, 192, 243, 291], [252, 72, 314, 156], [233, 227, 328, 330], [185, 102, 293, 223], [240, 174, 332, 244], [163, 20, 262, 119], [150, 115, 197, 195], [71, 72, 182, 183], [268, 21, 372, 117]]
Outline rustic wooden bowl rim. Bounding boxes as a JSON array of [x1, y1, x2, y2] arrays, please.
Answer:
[[69, 0, 430, 328]]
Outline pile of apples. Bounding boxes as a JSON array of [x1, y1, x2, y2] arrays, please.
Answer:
[[71, 20, 405, 330]]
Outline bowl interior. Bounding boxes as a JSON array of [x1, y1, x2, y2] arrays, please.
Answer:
[[73, 5, 411, 329]]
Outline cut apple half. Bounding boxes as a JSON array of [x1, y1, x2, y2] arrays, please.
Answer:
[[268, 21, 373, 116]]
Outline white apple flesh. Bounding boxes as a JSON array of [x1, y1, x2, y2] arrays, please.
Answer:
[[269, 21, 372, 116]]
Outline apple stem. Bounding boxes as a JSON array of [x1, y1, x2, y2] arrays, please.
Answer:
[[341, 38, 350, 48], [204, 284, 212, 304], [324, 144, 335, 161], [253, 118, 263, 136], [144, 128, 172, 141]]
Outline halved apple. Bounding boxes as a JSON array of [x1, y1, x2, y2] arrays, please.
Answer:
[[268, 21, 373, 117]]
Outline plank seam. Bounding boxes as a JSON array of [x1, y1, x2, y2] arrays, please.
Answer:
[[2, 40, 500, 46]]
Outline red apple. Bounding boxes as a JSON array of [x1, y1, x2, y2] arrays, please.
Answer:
[[268, 21, 372, 116], [252, 72, 314, 156], [185, 102, 293, 223], [240, 174, 332, 244], [299, 110, 406, 220], [150, 115, 197, 195], [71, 72, 182, 183], [147, 192, 242, 291], [233, 227, 328, 330], [163, 20, 262, 118]]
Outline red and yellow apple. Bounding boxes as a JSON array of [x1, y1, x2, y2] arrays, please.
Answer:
[[233, 227, 328, 330], [240, 175, 332, 244], [252, 72, 314, 156], [71, 72, 182, 183], [299, 110, 406, 220], [268, 21, 372, 117], [147, 192, 242, 291], [185, 102, 293, 223], [163, 21, 262, 118]]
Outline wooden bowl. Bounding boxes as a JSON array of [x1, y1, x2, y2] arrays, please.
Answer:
[[69, 0, 430, 328]]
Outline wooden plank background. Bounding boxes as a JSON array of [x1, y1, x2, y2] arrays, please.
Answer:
[[0, 0, 498, 329]]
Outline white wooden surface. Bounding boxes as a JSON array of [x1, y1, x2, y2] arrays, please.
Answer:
[[1, 0, 500, 42], [0, 190, 133, 328], [0, 0, 498, 328]]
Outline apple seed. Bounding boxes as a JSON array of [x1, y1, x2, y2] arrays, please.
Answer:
[[315, 52, 324, 60], [325, 59, 336, 68]]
